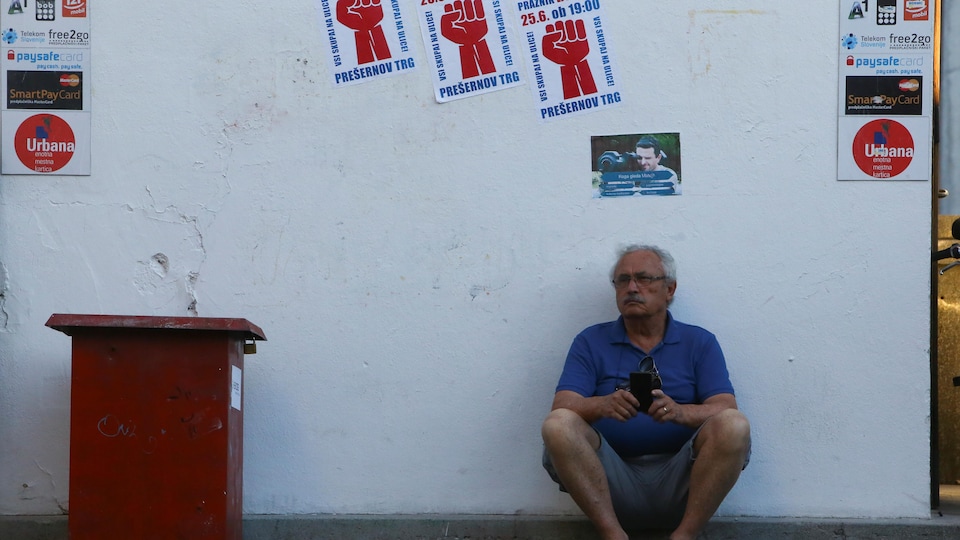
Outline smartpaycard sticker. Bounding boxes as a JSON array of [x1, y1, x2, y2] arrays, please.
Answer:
[[843, 75, 922, 116], [516, 0, 623, 121], [5, 71, 83, 110], [417, 0, 523, 102], [319, 0, 417, 86]]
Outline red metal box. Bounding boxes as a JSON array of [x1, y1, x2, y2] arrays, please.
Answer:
[[46, 314, 266, 540]]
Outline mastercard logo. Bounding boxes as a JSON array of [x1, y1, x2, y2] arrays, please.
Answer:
[[899, 78, 920, 92], [59, 73, 80, 87]]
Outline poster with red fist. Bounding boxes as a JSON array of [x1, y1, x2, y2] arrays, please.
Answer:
[[515, 0, 623, 121], [417, 0, 523, 103], [320, 0, 418, 87]]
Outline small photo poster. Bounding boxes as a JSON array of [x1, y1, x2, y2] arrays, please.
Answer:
[[417, 0, 524, 103], [591, 133, 682, 198], [319, 0, 418, 87]]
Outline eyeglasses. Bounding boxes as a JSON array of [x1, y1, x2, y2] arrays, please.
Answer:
[[637, 355, 659, 379], [615, 355, 662, 392], [612, 273, 668, 289]]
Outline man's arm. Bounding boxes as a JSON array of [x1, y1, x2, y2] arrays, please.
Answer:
[[651, 391, 737, 430], [552, 388, 640, 423]]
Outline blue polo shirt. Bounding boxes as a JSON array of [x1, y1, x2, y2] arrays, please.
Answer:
[[556, 312, 734, 458]]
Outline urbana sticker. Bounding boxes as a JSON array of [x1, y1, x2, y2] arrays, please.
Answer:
[[14, 113, 75, 173]]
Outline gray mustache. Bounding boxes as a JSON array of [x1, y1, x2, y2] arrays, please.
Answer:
[[624, 294, 646, 303]]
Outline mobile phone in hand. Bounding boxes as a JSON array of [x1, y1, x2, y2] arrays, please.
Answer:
[[629, 371, 660, 413]]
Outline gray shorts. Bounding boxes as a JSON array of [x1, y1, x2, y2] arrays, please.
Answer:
[[543, 427, 748, 531]]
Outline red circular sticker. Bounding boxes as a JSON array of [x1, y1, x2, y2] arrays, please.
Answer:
[[14, 114, 76, 173], [852, 119, 914, 179]]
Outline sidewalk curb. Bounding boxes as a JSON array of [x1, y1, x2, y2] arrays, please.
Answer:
[[3, 513, 960, 539]]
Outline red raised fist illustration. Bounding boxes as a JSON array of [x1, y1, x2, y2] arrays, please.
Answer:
[[541, 19, 598, 99], [337, 0, 392, 64], [441, 0, 496, 79]]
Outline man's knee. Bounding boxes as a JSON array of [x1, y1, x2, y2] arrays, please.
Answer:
[[699, 409, 751, 455], [541, 408, 595, 449], [541, 408, 581, 441]]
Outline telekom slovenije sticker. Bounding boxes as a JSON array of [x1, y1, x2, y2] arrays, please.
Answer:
[[319, 0, 417, 86], [417, 0, 524, 103], [515, 0, 623, 121]]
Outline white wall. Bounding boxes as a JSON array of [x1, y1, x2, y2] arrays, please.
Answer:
[[0, 0, 936, 519]]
